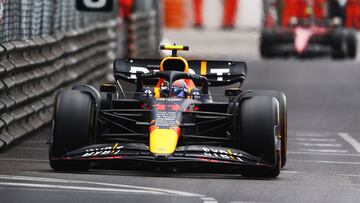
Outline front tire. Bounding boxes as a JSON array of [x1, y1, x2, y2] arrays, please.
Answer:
[[246, 91, 287, 168], [49, 90, 95, 171], [237, 95, 281, 178]]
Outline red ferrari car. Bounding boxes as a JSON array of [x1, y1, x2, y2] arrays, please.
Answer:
[[260, 18, 357, 59]]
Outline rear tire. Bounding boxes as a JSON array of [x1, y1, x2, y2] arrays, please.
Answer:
[[331, 28, 347, 59], [49, 90, 95, 171], [237, 95, 281, 178], [346, 29, 357, 59], [260, 29, 276, 58]]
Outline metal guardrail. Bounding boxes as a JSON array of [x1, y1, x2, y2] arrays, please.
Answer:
[[0, 0, 162, 150], [0, 0, 117, 42], [0, 20, 118, 149], [127, 10, 161, 58]]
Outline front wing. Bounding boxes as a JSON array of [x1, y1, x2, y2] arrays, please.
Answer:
[[52, 143, 274, 170]]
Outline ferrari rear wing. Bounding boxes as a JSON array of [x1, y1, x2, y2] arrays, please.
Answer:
[[113, 59, 247, 86]]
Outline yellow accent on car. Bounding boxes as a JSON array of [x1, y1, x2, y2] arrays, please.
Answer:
[[160, 45, 189, 51], [111, 143, 118, 153], [200, 61, 207, 75], [274, 98, 281, 148], [227, 149, 235, 160], [154, 87, 160, 98], [282, 93, 287, 136], [150, 129, 179, 154]]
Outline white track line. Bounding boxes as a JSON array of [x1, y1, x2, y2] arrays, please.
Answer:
[[0, 175, 199, 196], [0, 182, 165, 195], [294, 138, 336, 142], [290, 159, 360, 165], [0, 175, 213, 200], [295, 133, 329, 137], [297, 143, 342, 147], [297, 149, 348, 153], [340, 174, 360, 178], [0, 158, 48, 162], [289, 130, 334, 134], [288, 151, 360, 156], [0, 175, 78, 183], [281, 170, 304, 174], [338, 132, 360, 153], [201, 197, 218, 203]]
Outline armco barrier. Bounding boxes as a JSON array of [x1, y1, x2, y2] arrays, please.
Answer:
[[127, 10, 160, 58], [0, 20, 118, 150]]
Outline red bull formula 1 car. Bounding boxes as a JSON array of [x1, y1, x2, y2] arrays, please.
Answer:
[[260, 18, 357, 59], [49, 45, 287, 178]]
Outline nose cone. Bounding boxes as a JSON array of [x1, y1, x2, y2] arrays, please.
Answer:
[[150, 128, 179, 155], [294, 28, 312, 54]]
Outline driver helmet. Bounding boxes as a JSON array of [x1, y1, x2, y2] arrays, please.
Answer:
[[171, 79, 189, 98]]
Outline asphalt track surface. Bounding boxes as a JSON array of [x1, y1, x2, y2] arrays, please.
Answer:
[[1, 29, 360, 203]]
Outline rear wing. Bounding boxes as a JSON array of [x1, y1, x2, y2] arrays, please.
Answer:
[[113, 58, 247, 86]]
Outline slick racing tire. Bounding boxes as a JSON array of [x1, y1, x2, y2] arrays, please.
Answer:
[[238, 96, 281, 178], [247, 91, 287, 168], [331, 28, 347, 59], [260, 29, 276, 58], [346, 29, 357, 59], [49, 90, 95, 171]]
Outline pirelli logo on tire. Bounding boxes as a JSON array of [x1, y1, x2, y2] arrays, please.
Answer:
[[76, 0, 113, 12]]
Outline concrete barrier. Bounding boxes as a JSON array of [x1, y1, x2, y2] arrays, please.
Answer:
[[0, 20, 119, 150], [126, 10, 161, 58]]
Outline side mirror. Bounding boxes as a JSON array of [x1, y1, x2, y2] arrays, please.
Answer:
[[100, 84, 117, 93]]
